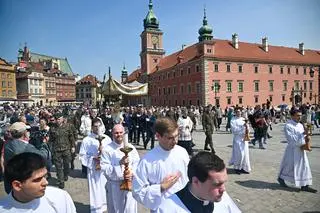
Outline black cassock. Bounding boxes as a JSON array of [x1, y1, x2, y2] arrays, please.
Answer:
[[177, 184, 214, 213]]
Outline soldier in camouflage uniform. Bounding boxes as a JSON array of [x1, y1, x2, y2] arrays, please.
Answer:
[[202, 106, 215, 153], [65, 114, 78, 170], [49, 113, 76, 189]]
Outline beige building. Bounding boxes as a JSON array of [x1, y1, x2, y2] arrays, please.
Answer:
[[0, 58, 16, 103], [76, 74, 99, 106], [16, 62, 46, 106], [43, 70, 57, 106]]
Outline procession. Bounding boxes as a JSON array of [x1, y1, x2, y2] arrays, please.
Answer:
[[0, 103, 319, 212], [1, 0, 320, 212]]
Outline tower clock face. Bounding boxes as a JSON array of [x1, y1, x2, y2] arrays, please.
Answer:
[[151, 35, 159, 44]]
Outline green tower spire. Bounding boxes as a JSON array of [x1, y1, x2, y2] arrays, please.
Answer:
[[143, 0, 159, 30], [198, 7, 213, 42]]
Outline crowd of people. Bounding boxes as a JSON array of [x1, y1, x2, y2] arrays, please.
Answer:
[[0, 101, 318, 212]]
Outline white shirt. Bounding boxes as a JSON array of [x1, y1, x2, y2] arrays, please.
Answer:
[[132, 145, 190, 212], [157, 191, 242, 213], [0, 186, 76, 213]]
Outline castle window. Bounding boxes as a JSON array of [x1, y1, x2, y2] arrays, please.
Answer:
[[196, 65, 200, 72], [214, 64, 219, 72], [226, 64, 231, 72]]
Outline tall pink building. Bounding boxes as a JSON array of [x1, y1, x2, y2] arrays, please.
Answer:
[[126, 0, 320, 107]]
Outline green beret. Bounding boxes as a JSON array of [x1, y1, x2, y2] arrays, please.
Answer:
[[54, 113, 64, 119]]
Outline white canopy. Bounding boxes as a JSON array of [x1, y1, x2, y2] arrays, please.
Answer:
[[102, 78, 148, 96]]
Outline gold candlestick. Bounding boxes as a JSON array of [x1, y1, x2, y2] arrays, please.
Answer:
[[95, 135, 105, 171], [243, 119, 251, 142], [120, 146, 133, 191], [301, 123, 312, 152]]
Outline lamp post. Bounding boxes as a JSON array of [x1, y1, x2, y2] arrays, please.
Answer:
[[313, 93, 318, 105], [211, 83, 221, 106], [291, 87, 304, 106]]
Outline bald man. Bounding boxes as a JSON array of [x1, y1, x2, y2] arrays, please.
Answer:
[[101, 124, 140, 213]]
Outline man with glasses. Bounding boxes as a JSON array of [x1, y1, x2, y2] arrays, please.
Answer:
[[132, 117, 190, 212], [79, 118, 112, 213]]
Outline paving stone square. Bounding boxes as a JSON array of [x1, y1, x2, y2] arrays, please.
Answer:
[[1, 120, 319, 212]]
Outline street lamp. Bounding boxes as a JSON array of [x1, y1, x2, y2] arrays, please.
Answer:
[[211, 83, 221, 106], [309, 67, 315, 77], [291, 87, 304, 106], [313, 93, 318, 105]]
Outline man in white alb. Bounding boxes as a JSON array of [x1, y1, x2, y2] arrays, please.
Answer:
[[132, 117, 190, 212], [229, 107, 251, 175], [101, 124, 140, 213], [278, 107, 317, 193], [79, 118, 112, 213], [0, 152, 76, 213]]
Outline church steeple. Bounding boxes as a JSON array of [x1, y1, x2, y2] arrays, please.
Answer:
[[121, 64, 128, 83], [143, 0, 159, 30], [198, 7, 213, 42], [140, 0, 165, 81]]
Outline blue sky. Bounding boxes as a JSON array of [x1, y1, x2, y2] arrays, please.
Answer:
[[0, 0, 319, 81]]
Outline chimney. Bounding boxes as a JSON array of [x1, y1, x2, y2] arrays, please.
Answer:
[[262, 37, 268, 52], [299, 43, 305, 55], [182, 44, 186, 50], [232, 33, 239, 49], [177, 55, 184, 63]]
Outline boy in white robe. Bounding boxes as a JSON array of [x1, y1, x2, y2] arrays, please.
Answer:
[[157, 152, 241, 213], [132, 118, 189, 212], [79, 118, 112, 213], [278, 107, 317, 193], [132, 117, 190, 213], [101, 124, 140, 213], [229, 108, 251, 174], [0, 152, 76, 213]]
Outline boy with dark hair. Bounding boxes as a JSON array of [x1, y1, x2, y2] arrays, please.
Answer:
[[0, 152, 76, 212], [158, 152, 241, 213]]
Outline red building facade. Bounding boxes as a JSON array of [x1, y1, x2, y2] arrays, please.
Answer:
[[127, 1, 320, 107]]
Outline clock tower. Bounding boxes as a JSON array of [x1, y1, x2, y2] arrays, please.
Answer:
[[140, 0, 165, 82]]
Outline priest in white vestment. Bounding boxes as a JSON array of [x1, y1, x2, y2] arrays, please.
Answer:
[[79, 118, 112, 213], [132, 117, 190, 213], [101, 124, 140, 213], [229, 108, 251, 174], [278, 108, 317, 193], [157, 152, 242, 213]]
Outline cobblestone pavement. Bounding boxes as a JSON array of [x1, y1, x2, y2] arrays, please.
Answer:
[[1, 120, 320, 213]]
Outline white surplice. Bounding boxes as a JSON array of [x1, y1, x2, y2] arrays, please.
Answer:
[[0, 186, 76, 213], [157, 191, 242, 213], [279, 119, 313, 187], [100, 141, 140, 213], [132, 145, 190, 212], [80, 114, 92, 136], [229, 116, 251, 172], [79, 133, 112, 213]]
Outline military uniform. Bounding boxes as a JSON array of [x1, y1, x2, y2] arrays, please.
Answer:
[[49, 122, 76, 188], [202, 110, 215, 153], [65, 119, 78, 170]]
